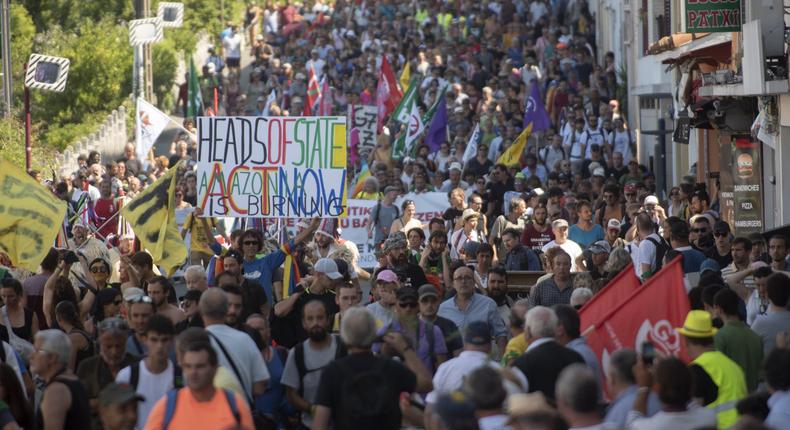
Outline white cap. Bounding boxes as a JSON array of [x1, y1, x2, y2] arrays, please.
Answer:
[[314, 258, 342, 280], [593, 167, 606, 177], [644, 195, 659, 205], [449, 162, 462, 172]]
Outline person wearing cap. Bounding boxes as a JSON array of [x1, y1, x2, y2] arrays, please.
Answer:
[[311, 219, 369, 281], [602, 218, 625, 250], [541, 218, 583, 272], [427, 320, 527, 406], [418, 284, 463, 356], [675, 310, 747, 429], [440, 162, 470, 193], [450, 209, 484, 261], [704, 220, 733, 269], [98, 383, 144, 430], [577, 240, 610, 280], [642, 195, 666, 226], [382, 233, 430, 289], [374, 287, 448, 372], [272, 257, 341, 347], [368, 185, 400, 247], [366, 269, 400, 327]]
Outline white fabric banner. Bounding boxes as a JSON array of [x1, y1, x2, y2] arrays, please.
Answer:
[[135, 98, 172, 161]]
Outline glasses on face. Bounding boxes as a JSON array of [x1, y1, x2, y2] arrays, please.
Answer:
[[398, 302, 418, 309], [91, 266, 108, 273], [714, 232, 728, 238], [243, 241, 259, 246]]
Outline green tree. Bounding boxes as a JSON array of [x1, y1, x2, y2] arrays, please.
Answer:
[[153, 39, 178, 111], [9, 3, 36, 104], [35, 0, 134, 32]]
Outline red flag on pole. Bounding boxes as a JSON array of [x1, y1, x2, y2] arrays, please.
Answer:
[[585, 257, 690, 397], [304, 66, 321, 116], [580, 264, 641, 334], [376, 55, 402, 131]]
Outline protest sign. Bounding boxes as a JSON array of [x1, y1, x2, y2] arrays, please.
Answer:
[[348, 104, 377, 152], [0, 158, 67, 272], [196, 116, 348, 218]]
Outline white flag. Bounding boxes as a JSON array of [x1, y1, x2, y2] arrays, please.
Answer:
[[135, 98, 172, 161], [462, 123, 481, 163], [262, 89, 276, 116]]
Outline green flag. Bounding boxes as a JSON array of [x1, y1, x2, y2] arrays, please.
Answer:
[[391, 79, 425, 160], [187, 56, 203, 118]]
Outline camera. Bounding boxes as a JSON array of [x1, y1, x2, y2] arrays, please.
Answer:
[[641, 341, 656, 366]]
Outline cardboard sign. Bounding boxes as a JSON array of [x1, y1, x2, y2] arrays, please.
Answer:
[[196, 116, 348, 218]]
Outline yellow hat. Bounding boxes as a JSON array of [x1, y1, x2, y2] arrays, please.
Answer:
[[676, 310, 717, 338]]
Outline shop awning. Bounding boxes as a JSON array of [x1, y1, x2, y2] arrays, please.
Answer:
[[647, 33, 733, 64]]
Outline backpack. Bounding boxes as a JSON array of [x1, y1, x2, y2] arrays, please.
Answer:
[[129, 359, 183, 391], [645, 235, 670, 273], [384, 321, 438, 369], [294, 336, 347, 396], [163, 388, 239, 430], [337, 358, 399, 426]]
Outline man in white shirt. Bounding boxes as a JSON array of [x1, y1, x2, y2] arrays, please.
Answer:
[[635, 213, 664, 279], [115, 314, 179, 430], [200, 288, 269, 400], [563, 118, 589, 174], [542, 219, 583, 272], [222, 25, 242, 73], [427, 321, 526, 404], [305, 49, 326, 80], [609, 117, 635, 162], [583, 116, 607, 159]]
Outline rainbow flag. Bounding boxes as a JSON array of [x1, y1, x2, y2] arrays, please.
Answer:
[[352, 161, 371, 198], [281, 241, 301, 299]]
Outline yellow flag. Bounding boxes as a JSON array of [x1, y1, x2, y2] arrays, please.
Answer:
[[0, 158, 67, 271], [399, 61, 411, 93], [497, 124, 533, 167], [121, 162, 186, 274]]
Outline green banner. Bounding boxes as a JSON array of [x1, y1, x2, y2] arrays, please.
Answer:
[[684, 0, 741, 33]]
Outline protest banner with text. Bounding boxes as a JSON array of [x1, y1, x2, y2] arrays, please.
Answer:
[[197, 116, 348, 218]]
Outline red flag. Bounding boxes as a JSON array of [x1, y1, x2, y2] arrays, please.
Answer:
[[580, 264, 640, 334], [304, 66, 321, 116], [586, 257, 690, 397], [317, 78, 333, 115], [376, 55, 402, 131]]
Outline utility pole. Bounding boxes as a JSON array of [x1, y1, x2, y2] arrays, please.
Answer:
[[1, 0, 12, 117], [135, 0, 153, 102]]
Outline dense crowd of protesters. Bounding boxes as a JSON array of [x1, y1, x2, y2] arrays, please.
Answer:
[[3, 0, 790, 430]]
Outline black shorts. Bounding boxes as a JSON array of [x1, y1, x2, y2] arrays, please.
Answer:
[[226, 57, 240, 68]]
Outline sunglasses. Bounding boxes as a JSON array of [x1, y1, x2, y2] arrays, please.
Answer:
[[398, 302, 418, 309], [91, 266, 108, 273], [243, 241, 260, 246], [129, 295, 153, 304]]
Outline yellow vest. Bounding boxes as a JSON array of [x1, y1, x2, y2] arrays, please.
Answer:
[[692, 350, 747, 429]]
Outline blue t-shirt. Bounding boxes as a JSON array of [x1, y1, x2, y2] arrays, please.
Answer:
[[242, 241, 293, 304], [255, 348, 289, 415], [568, 224, 605, 249], [680, 248, 707, 273]]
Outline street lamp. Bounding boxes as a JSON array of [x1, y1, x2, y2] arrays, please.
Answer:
[[23, 53, 70, 171]]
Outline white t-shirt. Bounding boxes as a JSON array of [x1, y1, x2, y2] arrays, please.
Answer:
[[206, 324, 270, 398], [222, 34, 242, 59], [116, 360, 175, 430], [610, 129, 633, 161], [636, 234, 662, 278], [541, 239, 583, 271]]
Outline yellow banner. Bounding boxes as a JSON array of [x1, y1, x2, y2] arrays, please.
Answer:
[[0, 159, 67, 272], [399, 62, 411, 93], [121, 162, 186, 274], [497, 124, 533, 167]]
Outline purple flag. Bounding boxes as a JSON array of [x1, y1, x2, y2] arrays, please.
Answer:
[[424, 95, 448, 152], [524, 81, 551, 131]]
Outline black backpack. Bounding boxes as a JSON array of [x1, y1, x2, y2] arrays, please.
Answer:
[[129, 358, 183, 390], [646, 235, 670, 273], [337, 358, 399, 426], [294, 336, 347, 396]]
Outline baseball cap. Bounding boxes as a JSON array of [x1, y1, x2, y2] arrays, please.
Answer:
[[384, 185, 399, 194], [607, 218, 622, 231], [376, 269, 398, 283], [700, 259, 721, 274], [461, 208, 479, 221], [396, 287, 418, 302], [449, 162, 463, 172], [552, 218, 569, 229], [99, 383, 144, 407], [418, 284, 439, 299], [714, 220, 731, 235], [593, 167, 606, 178], [123, 287, 145, 302], [644, 195, 659, 206], [314, 258, 343, 280], [463, 321, 491, 345], [589, 240, 611, 254], [433, 392, 478, 429]]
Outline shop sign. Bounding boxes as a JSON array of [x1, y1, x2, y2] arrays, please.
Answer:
[[683, 0, 741, 33]]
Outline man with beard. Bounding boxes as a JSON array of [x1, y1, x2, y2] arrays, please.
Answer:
[[383, 234, 429, 289], [147, 276, 185, 325], [218, 251, 268, 319], [220, 284, 247, 330], [521, 205, 555, 250], [281, 300, 345, 429], [272, 258, 341, 347], [311, 219, 369, 280], [419, 231, 452, 293], [690, 215, 715, 253], [486, 266, 514, 325], [502, 228, 542, 271], [768, 234, 790, 272]]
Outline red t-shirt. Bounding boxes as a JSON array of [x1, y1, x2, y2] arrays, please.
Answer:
[[521, 224, 555, 250], [93, 198, 118, 238]]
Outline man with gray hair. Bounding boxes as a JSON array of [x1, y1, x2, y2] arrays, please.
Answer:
[[184, 265, 208, 292], [200, 288, 269, 401], [570, 287, 593, 309], [312, 307, 432, 430], [603, 349, 661, 427], [512, 306, 584, 402], [32, 329, 92, 428], [555, 364, 609, 429]]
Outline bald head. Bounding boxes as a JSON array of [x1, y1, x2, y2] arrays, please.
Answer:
[[199, 288, 228, 324]]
